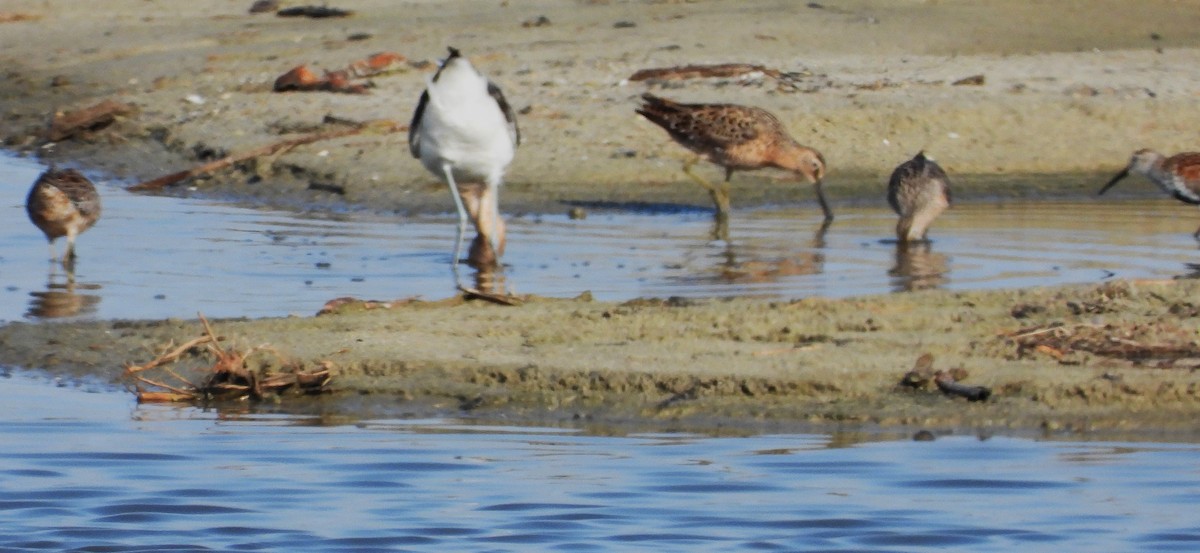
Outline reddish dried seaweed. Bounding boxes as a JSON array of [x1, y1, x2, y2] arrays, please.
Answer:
[[124, 314, 332, 403], [1005, 322, 1200, 366]]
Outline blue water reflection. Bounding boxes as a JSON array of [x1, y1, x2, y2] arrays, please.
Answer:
[[1, 372, 1198, 552], [4, 153, 1200, 322]]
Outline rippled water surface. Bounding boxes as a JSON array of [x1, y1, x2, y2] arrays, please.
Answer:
[[3, 153, 1200, 321], [2, 372, 1199, 552]]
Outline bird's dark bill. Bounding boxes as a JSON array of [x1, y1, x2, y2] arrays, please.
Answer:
[[1098, 168, 1129, 195]]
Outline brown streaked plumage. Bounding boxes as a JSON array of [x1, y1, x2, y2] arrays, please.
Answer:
[[887, 151, 951, 242], [636, 93, 829, 220], [1099, 148, 1200, 239], [26, 167, 102, 265]]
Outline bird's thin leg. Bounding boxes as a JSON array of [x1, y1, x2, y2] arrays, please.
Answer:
[[1193, 222, 1200, 242], [62, 235, 77, 272], [710, 210, 730, 243], [682, 156, 730, 214], [813, 180, 834, 223], [442, 163, 468, 269]]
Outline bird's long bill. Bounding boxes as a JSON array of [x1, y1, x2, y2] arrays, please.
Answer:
[[1098, 168, 1130, 196], [813, 179, 833, 222]]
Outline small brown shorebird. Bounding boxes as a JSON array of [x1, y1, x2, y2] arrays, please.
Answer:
[[26, 167, 102, 266], [887, 151, 952, 242], [1099, 148, 1200, 239], [635, 93, 829, 220]]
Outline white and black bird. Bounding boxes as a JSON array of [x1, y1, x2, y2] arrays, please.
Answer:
[[887, 151, 951, 243], [409, 46, 520, 269], [26, 166, 102, 267]]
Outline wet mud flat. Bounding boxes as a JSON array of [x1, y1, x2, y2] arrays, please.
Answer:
[[2, 278, 1199, 438], [4, 1, 1200, 437]]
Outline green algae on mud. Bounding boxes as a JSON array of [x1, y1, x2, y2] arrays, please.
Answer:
[[2, 279, 1198, 438]]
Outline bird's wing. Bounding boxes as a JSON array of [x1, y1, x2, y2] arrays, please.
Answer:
[[886, 158, 918, 213], [1165, 152, 1200, 183], [488, 81, 520, 147], [49, 170, 101, 217], [408, 90, 429, 158], [680, 104, 763, 150]]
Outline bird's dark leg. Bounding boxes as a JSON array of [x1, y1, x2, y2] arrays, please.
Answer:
[[1193, 222, 1200, 242], [683, 156, 731, 214], [814, 218, 832, 242], [813, 180, 834, 223], [710, 210, 730, 242]]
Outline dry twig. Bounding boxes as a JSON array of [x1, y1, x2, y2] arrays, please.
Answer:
[[127, 119, 405, 192], [123, 313, 332, 403], [46, 99, 136, 142]]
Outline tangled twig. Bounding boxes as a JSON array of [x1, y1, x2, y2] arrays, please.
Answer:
[[124, 313, 332, 403]]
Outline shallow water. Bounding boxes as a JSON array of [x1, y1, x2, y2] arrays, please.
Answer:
[[1, 371, 1199, 552], [3, 153, 1200, 322]]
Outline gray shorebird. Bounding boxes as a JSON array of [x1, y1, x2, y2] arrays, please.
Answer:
[[635, 93, 829, 220], [1099, 148, 1200, 239], [887, 151, 951, 242], [26, 167, 102, 266], [409, 46, 520, 269]]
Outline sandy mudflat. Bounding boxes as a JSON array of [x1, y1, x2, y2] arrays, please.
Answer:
[[3, 0, 1200, 436]]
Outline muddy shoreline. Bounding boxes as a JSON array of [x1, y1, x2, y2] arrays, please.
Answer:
[[3, 279, 1199, 440], [3, 0, 1200, 437]]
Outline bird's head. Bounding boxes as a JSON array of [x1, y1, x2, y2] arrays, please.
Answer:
[[1099, 148, 1161, 195], [789, 148, 826, 186]]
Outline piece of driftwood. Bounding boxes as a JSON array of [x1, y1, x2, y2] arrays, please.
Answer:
[[628, 63, 811, 90], [0, 12, 41, 22], [277, 5, 353, 18], [127, 119, 404, 192], [124, 313, 332, 403], [248, 0, 279, 13], [316, 296, 424, 316], [46, 99, 136, 142], [934, 370, 991, 402], [458, 285, 522, 306], [952, 74, 986, 86]]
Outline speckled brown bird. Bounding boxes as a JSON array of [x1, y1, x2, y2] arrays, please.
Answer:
[[887, 151, 951, 242], [636, 93, 829, 220], [26, 167, 102, 265], [1099, 148, 1200, 239]]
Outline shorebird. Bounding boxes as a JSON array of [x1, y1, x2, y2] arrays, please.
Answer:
[[635, 93, 829, 220], [26, 166, 102, 267], [1099, 148, 1200, 239], [409, 46, 520, 268], [887, 151, 952, 242]]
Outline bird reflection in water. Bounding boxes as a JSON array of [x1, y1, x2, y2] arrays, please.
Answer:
[[452, 231, 514, 299], [27, 269, 101, 319], [713, 220, 829, 284], [888, 241, 949, 292], [461, 263, 511, 297]]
